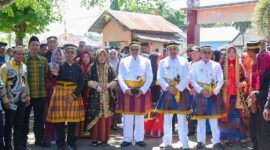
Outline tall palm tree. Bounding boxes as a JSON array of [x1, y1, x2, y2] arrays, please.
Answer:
[[232, 21, 252, 46]]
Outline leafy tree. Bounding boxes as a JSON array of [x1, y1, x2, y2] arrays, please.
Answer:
[[252, 0, 270, 42], [81, 0, 186, 30], [0, 0, 62, 45]]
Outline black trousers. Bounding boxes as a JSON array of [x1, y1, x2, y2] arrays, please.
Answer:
[[250, 111, 259, 150], [23, 98, 46, 144], [0, 110, 4, 149], [257, 110, 270, 150], [55, 122, 76, 147], [4, 104, 26, 149]]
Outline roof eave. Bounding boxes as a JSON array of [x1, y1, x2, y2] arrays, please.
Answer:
[[182, 0, 257, 11]]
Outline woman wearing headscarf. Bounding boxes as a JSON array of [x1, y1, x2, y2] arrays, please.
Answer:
[[86, 49, 117, 146], [75, 51, 92, 137], [108, 49, 119, 72], [108, 48, 121, 130], [43, 48, 65, 146], [219, 46, 249, 147], [240, 52, 253, 96], [47, 44, 85, 150]]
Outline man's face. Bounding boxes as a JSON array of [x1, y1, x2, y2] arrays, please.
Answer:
[[191, 51, 201, 61], [168, 46, 179, 59], [39, 46, 47, 55], [79, 42, 86, 49], [65, 49, 77, 62], [247, 50, 256, 59], [260, 42, 266, 51], [47, 39, 58, 50], [0, 47, 5, 56], [13, 51, 25, 62], [141, 46, 150, 54], [130, 46, 140, 58], [29, 41, 40, 56], [187, 50, 193, 58], [201, 51, 212, 62]]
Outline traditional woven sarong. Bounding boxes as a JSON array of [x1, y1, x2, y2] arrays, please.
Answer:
[[47, 81, 85, 122], [116, 80, 152, 115], [191, 93, 226, 120], [90, 116, 111, 142], [219, 95, 248, 141], [191, 82, 226, 120], [155, 89, 192, 114]]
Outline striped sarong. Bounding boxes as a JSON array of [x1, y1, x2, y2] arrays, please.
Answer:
[[116, 80, 152, 115]]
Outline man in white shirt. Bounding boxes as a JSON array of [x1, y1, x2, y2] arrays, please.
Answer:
[[117, 41, 153, 147], [156, 41, 191, 150], [190, 46, 226, 149]]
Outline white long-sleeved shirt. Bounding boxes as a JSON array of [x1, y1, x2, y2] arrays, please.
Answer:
[[190, 60, 224, 95], [118, 55, 153, 94], [157, 56, 190, 92]]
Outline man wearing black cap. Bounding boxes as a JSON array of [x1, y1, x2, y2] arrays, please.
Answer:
[[156, 41, 191, 150], [0, 42, 10, 66], [117, 41, 153, 147], [247, 41, 270, 150], [190, 46, 225, 149], [23, 36, 49, 148]]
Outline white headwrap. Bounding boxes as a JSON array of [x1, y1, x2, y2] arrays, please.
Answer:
[[108, 49, 119, 71]]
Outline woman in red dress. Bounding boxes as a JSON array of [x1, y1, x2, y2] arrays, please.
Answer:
[[75, 51, 92, 137], [219, 46, 249, 147]]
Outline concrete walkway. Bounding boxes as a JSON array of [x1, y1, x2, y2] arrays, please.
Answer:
[[28, 127, 252, 150]]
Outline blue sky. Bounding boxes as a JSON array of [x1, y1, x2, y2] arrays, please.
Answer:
[[38, 0, 256, 39]]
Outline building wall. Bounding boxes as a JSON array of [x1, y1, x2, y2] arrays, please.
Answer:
[[197, 4, 256, 24], [146, 41, 164, 52], [102, 20, 132, 46]]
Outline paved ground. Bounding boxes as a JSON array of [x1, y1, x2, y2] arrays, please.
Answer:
[[27, 124, 253, 150]]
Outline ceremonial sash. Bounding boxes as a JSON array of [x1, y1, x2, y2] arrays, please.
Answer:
[[125, 77, 145, 88], [198, 82, 217, 95], [164, 78, 181, 103]]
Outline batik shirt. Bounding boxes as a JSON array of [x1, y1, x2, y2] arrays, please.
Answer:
[[0, 59, 30, 104]]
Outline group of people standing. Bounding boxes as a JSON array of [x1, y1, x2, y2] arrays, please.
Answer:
[[0, 35, 270, 150]]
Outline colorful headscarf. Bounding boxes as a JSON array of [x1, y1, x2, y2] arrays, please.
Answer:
[[49, 48, 65, 68]]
